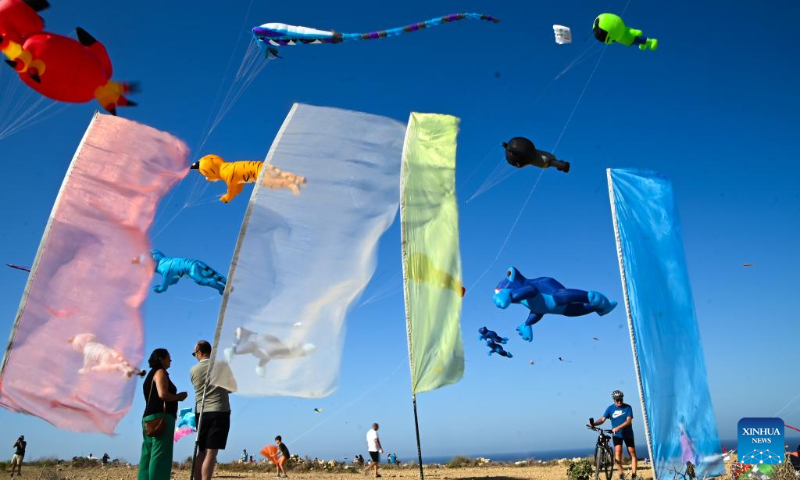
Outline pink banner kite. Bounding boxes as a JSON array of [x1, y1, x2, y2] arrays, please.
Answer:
[[0, 113, 188, 434]]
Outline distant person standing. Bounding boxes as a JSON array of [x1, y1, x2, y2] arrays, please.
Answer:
[[11, 435, 26, 478], [275, 435, 290, 478], [590, 390, 638, 480], [363, 423, 384, 478], [102, 452, 111, 466], [190, 340, 232, 480]]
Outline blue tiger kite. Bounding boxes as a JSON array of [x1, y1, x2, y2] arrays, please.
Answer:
[[146, 250, 227, 295]]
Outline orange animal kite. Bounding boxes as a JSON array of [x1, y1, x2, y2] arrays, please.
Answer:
[[191, 155, 306, 203]]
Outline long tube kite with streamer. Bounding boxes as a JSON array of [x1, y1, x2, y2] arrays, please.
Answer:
[[253, 13, 499, 58]]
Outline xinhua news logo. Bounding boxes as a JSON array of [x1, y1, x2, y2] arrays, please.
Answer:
[[738, 418, 784, 465]]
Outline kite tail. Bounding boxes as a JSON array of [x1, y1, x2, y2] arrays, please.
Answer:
[[174, 426, 194, 442], [199, 262, 227, 284], [341, 13, 499, 42]]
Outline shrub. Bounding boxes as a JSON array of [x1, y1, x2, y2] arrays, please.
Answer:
[[567, 458, 595, 480], [770, 460, 798, 480], [70, 457, 101, 468], [446, 456, 478, 468], [36, 469, 68, 480]]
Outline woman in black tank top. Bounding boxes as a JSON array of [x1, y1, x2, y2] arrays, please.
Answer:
[[138, 349, 187, 480]]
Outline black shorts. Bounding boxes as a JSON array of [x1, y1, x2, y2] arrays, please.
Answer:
[[369, 451, 380, 463], [197, 411, 231, 450], [612, 436, 635, 449]]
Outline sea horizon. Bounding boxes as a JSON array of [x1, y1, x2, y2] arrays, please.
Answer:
[[365, 437, 800, 466]]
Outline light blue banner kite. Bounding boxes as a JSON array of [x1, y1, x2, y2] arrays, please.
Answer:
[[607, 168, 725, 480]]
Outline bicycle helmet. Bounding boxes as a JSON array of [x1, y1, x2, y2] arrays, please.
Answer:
[[611, 390, 624, 400]]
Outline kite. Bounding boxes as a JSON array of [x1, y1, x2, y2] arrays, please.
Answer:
[[592, 13, 658, 51], [174, 408, 196, 442], [223, 326, 317, 377], [0, 0, 137, 114], [314, 408, 323, 413], [486, 340, 512, 358], [261, 445, 279, 465], [553, 25, 571, 44], [138, 250, 227, 295], [679, 422, 697, 464], [785, 424, 800, 433], [5, 263, 30, 272], [478, 326, 507, 344], [190, 155, 306, 203], [0, 0, 47, 49], [742, 263, 753, 267], [253, 13, 499, 58], [503, 137, 570, 173], [68, 333, 145, 378], [494, 267, 617, 342]]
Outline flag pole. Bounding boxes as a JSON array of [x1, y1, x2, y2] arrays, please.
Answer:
[[412, 394, 425, 480]]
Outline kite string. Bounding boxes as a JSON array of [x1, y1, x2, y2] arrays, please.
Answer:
[[465, 37, 599, 202], [555, 42, 603, 81], [193, 0, 257, 155], [153, 46, 271, 239], [467, 46, 608, 290], [151, 0, 258, 236], [356, 271, 404, 307], [551, 46, 607, 155], [288, 360, 407, 449], [0, 98, 69, 140], [621, 0, 634, 15], [773, 392, 800, 418], [467, 168, 545, 290]]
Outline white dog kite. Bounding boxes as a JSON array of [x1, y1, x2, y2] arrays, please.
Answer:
[[69, 333, 145, 378], [224, 327, 316, 377]]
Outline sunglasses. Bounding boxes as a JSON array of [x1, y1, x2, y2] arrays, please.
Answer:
[[191, 350, 199, 357]]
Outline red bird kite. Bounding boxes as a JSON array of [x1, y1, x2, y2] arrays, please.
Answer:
[[0, 0, 136, 114]]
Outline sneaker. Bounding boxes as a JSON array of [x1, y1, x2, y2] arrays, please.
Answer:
[[631, 475, 638, 480]]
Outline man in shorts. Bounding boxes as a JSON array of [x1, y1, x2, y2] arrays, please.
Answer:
[[11, 435, 25, 478], [590, 390, 638, 480], [191, 340, 232, 480], [364, 423, 384, 478], [275, 435, 290, 478]]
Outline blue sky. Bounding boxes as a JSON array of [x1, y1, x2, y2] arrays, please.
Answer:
[[1, 0, 799, 464]]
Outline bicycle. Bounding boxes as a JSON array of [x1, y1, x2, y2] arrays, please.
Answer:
[[588, 421, 615, 480]]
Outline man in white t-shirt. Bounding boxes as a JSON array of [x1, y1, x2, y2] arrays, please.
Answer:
[[364, 423, 383, 478]]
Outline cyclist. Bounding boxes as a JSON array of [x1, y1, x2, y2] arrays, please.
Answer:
[[590, 390, 638, 480]]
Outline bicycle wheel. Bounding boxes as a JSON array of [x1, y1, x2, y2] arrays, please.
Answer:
[[597, 446, 615, 480], [595, 446, 608, 480]]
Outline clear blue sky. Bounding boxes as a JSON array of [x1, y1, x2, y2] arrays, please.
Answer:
[[1, 0, 798, 464]]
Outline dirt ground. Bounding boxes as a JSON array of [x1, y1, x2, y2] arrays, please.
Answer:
[[6, 462, 662, 480]]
